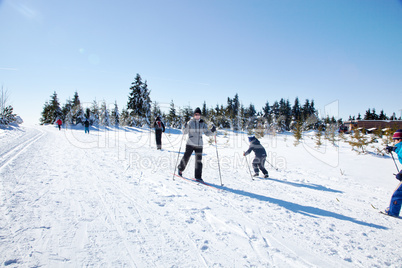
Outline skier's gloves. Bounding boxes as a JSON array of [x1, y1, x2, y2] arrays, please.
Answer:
[[386, 146, 396, 153], [396, 171, 402, 181], [211, 125, 216, 132]]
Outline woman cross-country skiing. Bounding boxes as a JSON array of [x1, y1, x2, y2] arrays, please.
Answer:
[[177, 107, 216, 182], [384, 129, 402, 217], [244, 136, 269, 178]]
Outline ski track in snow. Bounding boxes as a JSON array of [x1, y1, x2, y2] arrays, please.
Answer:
[[0, 125, 401, 267]]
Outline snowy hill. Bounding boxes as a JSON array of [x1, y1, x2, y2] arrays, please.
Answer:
[[0, 125, 401, 267]]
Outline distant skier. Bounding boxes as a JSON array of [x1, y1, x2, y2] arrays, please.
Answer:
[[56, 118, 62, 131], [177, 107, 216, 182], [84, 119, 90, 134], [153, 116, 165, 150], [384, 129, 402, 217], [244, 136, 269, 178]]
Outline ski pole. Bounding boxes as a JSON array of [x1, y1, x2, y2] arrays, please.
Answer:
[[265, 158, 278, 171], [244, 154, 254, 181], [214, 131, 223, 186], [390, 152, 400, 173], [163, 131, 175, 149], [172, 131, 185, 180]]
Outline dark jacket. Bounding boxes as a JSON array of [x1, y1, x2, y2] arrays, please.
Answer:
[[153, 120, 165, 132], [84, 120, 90, 128], [244, 138, 267, 158]]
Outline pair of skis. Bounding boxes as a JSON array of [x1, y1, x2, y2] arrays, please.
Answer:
[[172, 173, 223, 191], [172, 128, 223, 186], [371, 204, 402, 219]]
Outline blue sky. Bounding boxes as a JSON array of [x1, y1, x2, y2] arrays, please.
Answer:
[[1, 0, 402, 124]]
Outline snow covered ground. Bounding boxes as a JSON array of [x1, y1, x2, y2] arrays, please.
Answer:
[[1, 124, 401, 267]]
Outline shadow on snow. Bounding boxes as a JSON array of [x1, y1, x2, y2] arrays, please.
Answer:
[[260, 177, 343, 194], [205, 183, 387, 230]]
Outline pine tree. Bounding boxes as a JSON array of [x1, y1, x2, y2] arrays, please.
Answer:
[[324, 121, 338, 146], [379, 110, 388, 120], [292, 97, 302, 123], [61, 98, 72, 123], [90, 100, 100, 126], [348, 128, 370, 154], [99, 101, 110, 126], [262, 101, 271, 123], [40, 91, 62, 125], [71, 91, 84, 125], [364, 108, 372, 120], [167, 100, 177, 128], [127, 74, 152, 127], [279, 98, 291, 130], [182, 106, 193, 123], [120, 108, 130, 126], [0, 86, 9, 121], [271, 101, 280, 122], [111, 101, 120, 126], [293, 122, 303, 146], [151, 101, 161, 121], [202, 101, 208, 117], [315, 124, 323, 148], [231, 94, 240, 130], [372, 108, 379, 120], [1, 105, 18, 125]]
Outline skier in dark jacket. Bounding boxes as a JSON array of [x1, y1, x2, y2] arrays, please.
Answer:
[[244, 136, 269, 178], [84, 119, 90, 134], [178, 107, 216, 182], [153, 116, 165, 150], [384, 129, 402, 217]]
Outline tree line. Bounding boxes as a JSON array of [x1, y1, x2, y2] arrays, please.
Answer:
[[348, 108, 401, 121], [40, 73, 400, 134], [40, 73, 323, 132]]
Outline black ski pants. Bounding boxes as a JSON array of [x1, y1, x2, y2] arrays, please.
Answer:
[[253, 156, 268, 175], [155, 129, 163, 149], [178, 145, 203, 179]]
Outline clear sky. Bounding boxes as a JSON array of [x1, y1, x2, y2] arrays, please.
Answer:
[[1, 0, 402, 125]]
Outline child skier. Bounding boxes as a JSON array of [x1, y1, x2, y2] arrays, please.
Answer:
[[177, 107, 216, 182], [153, 116, 165, 150], [244, 136, 269, 178], [384, 129, 402, 217]]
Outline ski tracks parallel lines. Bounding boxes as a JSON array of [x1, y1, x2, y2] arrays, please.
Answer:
[[0, 128, 45, 173], [92, 168, 209, 267], [81, 150, 142, 267]]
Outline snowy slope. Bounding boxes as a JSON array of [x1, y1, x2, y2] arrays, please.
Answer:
[[0, 125, 401, 267]]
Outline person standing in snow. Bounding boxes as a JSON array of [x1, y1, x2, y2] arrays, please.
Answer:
[[244, 136, 269, 178], [177, 107, 216, 182], [84, 119, 90, 134], [384, 129, 402, 217], [153, 116, 165, 150], [56, 118, 62, 131]]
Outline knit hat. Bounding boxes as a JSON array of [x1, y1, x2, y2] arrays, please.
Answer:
[[393, 129, 402, 139], [248, 136, 256, 142], [194, 107, 202, 115]]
